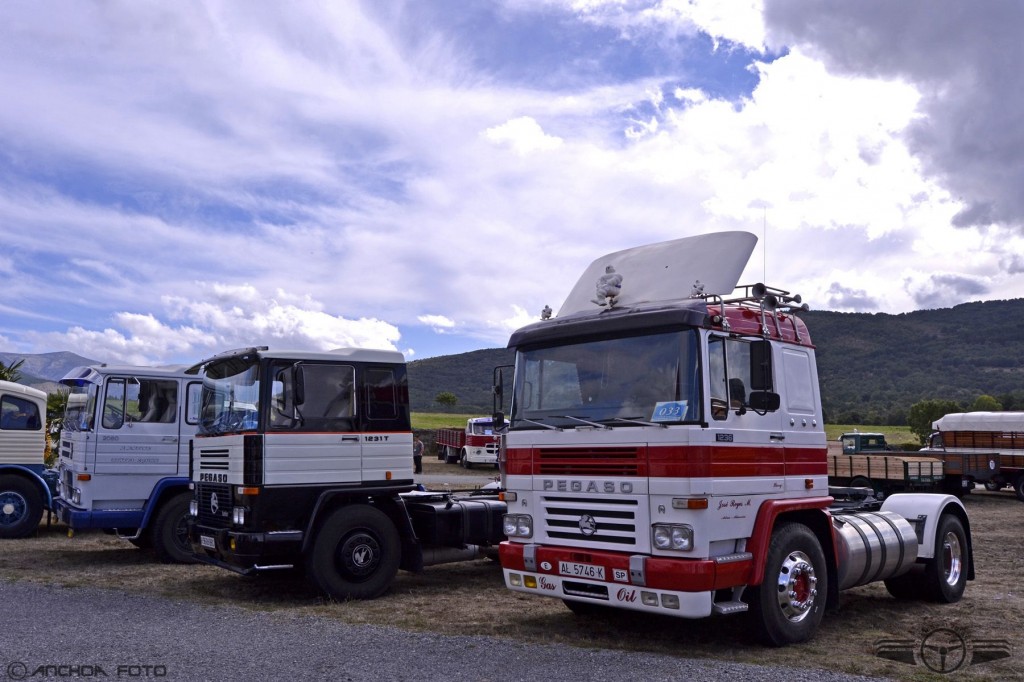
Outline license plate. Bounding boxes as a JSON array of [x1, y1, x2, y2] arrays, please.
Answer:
[[559, 561, 605, 580], [200, 535, 216, 550]]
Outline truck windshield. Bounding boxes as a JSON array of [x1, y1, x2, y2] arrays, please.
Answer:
[[62, 385, 96, 432], [198, 357, 261, 435], [511, 329, 701, 428]]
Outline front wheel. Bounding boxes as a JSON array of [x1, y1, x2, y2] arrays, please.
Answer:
[[923, 514, 968, 603], [151, 493, 196, 564], [0, 476, 44, 539], [306, 505, 401, 601], [749, 523, 828, 646]]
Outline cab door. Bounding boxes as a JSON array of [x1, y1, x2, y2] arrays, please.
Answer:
[[705, 335, 784, 496], [95, 376, 181, 476]]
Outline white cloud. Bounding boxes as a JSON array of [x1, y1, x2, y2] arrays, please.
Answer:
[[417, 314, 456, 332], [483, 117, 564, 156], [2, 1, 1023, 366], [27, 284, 401, 365]]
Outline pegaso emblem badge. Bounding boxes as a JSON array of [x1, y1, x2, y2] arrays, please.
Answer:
[[210, 492, 220, 516], [579, 514, 597, 536]]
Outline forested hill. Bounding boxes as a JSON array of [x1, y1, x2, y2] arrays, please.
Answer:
[[409, 298, 1024, 423], [6, 299, 1023, 425]]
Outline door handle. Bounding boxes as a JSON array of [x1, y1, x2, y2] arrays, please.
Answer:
[[341, 436, 359, 443]]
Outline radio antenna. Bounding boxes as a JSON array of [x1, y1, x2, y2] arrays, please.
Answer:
[[762, 206, 767, 282]]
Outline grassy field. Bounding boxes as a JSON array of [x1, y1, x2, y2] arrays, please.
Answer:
[[825, 424, 920, 447], [411, 412, 477, 430]]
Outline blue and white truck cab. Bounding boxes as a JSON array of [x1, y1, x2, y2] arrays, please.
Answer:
[[55, 364, 203, 562]]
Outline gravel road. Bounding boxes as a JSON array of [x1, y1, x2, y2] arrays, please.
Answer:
[[0, 582, 888, 682]]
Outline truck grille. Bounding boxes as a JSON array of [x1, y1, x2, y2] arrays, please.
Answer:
[[537, 447, 642, 476], [541, 495, 641, 549], [195, 483, 232, 527], [198, 447, 230, 471]]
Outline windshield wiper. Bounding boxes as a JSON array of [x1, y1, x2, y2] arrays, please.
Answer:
[[519, 417, 563, 431], [609, 416, 668, 428], [561, 415, 612, 430]]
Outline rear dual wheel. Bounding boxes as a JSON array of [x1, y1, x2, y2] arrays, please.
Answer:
[[884, 514, 967, 603]]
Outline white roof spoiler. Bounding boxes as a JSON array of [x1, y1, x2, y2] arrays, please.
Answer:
[[558, 231, 758, 317]]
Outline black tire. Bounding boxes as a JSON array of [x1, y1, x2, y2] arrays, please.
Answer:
[[562, 599, 611, 616], [306, 505, 400, 601], [0, 475, 44, 539], [749, 523, 828, 646], [151, 493, 195, 564], [1014, 475, 1024, 503], [922, 514, 968, 603], [461, 450, 472, 469], [883, 570, 926, 600], [128, 535, 153, 549], [984, 480, 1002, 492]]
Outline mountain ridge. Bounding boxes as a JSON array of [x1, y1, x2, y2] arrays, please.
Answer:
[[5, 297, 1023, 423]]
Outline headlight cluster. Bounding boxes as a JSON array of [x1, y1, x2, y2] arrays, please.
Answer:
[[652, 523, 693, 551], [503, 513, 533, 538], [189, 499, 198, 517]]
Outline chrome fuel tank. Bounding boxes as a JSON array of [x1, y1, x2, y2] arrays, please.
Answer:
[[833, 511, 919, 590]]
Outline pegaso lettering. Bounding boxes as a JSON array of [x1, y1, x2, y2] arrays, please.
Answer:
[[199, 473, 228, 483], [542, 479, 634, 494]]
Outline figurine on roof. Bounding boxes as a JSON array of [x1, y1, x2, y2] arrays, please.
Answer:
[[591, 265, 623, 307]]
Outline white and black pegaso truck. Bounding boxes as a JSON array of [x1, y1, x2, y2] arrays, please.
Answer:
[[186, 347, 504, 600], [495, 231, 974, 645]]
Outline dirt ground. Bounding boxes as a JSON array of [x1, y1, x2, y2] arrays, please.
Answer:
[[3, 477, 1021, 681]]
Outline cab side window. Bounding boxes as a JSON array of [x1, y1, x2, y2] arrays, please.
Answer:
[[708, 336, 772, 420], [1, 395, 41, 430]]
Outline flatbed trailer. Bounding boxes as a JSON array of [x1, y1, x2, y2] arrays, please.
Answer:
[[826, 452, 943, 495], [926, 412, 1024, 501]]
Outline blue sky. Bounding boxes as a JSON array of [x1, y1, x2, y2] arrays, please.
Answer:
[[2, 1, 1023, 366]]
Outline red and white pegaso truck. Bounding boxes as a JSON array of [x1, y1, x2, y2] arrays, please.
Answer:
[[495, 232, 974, 645], [436, 417, 504, 467]]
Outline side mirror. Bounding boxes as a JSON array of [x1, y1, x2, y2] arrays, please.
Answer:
[[747, 391, 780, 412]]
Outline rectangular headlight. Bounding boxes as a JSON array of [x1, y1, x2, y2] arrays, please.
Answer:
[[652, 523, 693, 551], [502, 513, 533, 538]]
